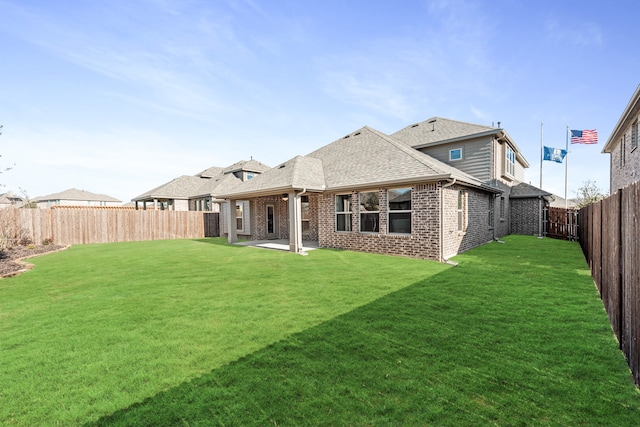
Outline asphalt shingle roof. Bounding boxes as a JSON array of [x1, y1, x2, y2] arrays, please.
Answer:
[[36, 188, 121, 203], [509, 182, 552, 198], [132, 176, 204, 200], [392, 117, 500, 148]]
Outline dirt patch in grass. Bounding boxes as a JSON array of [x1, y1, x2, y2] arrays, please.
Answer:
[[0, 245, 68, 278]]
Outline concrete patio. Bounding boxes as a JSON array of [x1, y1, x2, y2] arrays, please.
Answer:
[[234, 239, 319, 253]]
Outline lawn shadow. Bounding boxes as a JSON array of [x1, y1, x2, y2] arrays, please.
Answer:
[[87, 237, 640, 426]]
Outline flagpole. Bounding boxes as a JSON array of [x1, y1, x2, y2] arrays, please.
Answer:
[[565, 125, 569, 209], [540, 122, 543, 189]]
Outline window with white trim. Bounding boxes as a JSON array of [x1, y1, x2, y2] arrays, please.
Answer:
[[388, 188, 411, 234], [632, 120, 638, 150], [457, 190, 467, 232], [335, 194, 352, 232], [449, 148, 462, 161], [359, 191, 379, 233], [235, 203, 244, 231], [505, 146, 515, 177]]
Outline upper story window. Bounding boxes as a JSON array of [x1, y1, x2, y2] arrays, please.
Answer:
[[246, 172, 255, 181], [359, 191, 379, 233], [335, 194, 352, 232], [388, 188, 411, 234], [505, 146, 515, 177], [449, 148, 463, 161]]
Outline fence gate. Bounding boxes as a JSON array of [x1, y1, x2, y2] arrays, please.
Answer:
[[544, 207, 578, 241]]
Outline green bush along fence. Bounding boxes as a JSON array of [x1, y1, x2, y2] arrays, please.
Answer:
[[579, 181, 640, 386], [0, 207, 220, 247]]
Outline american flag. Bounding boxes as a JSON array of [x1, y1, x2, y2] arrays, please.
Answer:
[[570, 129, 598, 144]]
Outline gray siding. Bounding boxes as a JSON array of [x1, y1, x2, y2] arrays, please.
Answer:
[[417, 136, 493, 183]]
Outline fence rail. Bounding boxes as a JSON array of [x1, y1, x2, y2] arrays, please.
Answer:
[[0, 208, 220, 247], [579, 181, 640, 386]]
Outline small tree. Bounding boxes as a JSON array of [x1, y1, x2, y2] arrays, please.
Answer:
[[574, 179, 608, 209]]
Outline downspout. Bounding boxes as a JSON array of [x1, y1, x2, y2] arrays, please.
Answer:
[[440, 178, 456, 262]]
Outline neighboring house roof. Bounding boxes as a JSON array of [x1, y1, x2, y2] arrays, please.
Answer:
[[219, 126, 501, 199], [36, 188, 122, 203], [509, 182, 552, 198], [392, 117, 530, 167], [549, 196, 578, 208], [134, 159, 272, 202], [603, 84, 640, 154], [132, 176, 204, 201]]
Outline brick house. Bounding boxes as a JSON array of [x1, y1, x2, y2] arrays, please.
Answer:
[[602, 84, 640, 193], [218, 118, 544, 261]]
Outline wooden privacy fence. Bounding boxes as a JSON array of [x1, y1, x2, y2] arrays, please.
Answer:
[[578, 181, 640, 386], [0, 208, 220, 246], [544, 207, 578, 241]]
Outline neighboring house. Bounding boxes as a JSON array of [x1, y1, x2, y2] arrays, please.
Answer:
[[602, 84, 640, 193], [132, 159, 270, 211], [35, 188, 122, 208], [0, 192, 25, 209], [218, 118, 545, 261]]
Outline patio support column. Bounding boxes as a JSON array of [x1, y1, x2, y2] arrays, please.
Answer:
[[227, 199, 238, 244], [288, 191, 302, 253]]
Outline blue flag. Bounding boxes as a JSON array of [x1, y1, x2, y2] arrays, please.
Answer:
[[543, 146, 567, 163]]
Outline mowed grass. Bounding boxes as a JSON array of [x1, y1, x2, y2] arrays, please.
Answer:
[[0, 238, 450, 426], [2, 237, 640, 426]]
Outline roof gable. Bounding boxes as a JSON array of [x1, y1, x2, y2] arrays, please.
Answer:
[[306, 126, 494, 191], [392, 117, 499, 148]]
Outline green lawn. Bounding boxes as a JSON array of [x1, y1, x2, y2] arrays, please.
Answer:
[[1, 236, 639, 426]]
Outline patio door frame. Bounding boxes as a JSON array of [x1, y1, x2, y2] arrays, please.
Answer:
[[266, 203, 278, 239]]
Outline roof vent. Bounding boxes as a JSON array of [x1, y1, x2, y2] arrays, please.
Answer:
[[428, 119, 437, 132], [278, 164, 286, 169], [411, 124, 419, 128], [354, 132, 361, 136]]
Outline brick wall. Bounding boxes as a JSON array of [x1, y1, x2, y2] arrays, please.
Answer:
[[441, 184, 494, 259], [510, 198, 544, 236], [609, 117, 640, 193]]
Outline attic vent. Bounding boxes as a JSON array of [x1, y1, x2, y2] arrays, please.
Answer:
[[428, 119, 437, 131], [343, 135, 350, 139], [279, 164, 286, 169], [411, 124, 419, 128], [354, 132, 361, 136]]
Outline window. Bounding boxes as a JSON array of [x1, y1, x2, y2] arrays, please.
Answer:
[[335, 194, 352, 232], [388, 188, 411, 234], [632, 120, 638, 150], [246, 172, 255, 181], [301, 195, 310, 235], [457, 191, 466, 232], [499, 196, 505, 221], [360, 191, 379, 232], [505, 146, 515, 177], [235, 204, 243, 230], [621, 136, 626, 167], [488, 196, 494, 227], [449, 148, 462, 161]]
